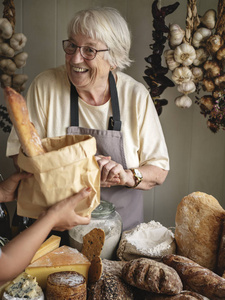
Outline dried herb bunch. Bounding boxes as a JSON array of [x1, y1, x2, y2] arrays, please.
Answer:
[[143, 0, 179, 115], [0, 103, 11, 133]]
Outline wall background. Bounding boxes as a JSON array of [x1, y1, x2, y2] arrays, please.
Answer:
[[0, 0, 224, 228]]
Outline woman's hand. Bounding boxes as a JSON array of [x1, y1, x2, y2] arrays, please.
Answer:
[[43, 187, 91, 231], [95, 155, 132, 187], [0, 172, 32, 203]]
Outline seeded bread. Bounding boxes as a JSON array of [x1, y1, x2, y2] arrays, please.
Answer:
[[87, 272, 134, 300]]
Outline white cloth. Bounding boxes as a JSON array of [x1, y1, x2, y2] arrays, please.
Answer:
[[6, 65, 169, 170]]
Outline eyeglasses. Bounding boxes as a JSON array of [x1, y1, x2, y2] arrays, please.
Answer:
[[62, 40, 109, 60]]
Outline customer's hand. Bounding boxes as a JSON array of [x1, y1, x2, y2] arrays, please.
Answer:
[[0, 172, 32, 203], [42, 187, 92, 231]]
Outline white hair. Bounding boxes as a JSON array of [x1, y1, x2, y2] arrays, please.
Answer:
[[67, 7, 132, 71]]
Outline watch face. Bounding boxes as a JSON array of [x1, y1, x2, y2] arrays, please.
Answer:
[[134, 169, 143, 179]]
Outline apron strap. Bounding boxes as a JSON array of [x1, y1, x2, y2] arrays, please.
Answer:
[[70, 83, 79, 127], [70, 71, 122, 131], [108, 71, 121, 131]]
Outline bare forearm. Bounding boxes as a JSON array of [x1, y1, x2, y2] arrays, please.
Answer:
[[0, 213, 54, 284], [126, 165, 168, 190]]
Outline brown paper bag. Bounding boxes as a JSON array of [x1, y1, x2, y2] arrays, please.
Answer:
[[17, 135, 100, 219]]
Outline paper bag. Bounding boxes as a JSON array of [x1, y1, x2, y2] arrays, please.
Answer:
[[17, 135, 100, 219]]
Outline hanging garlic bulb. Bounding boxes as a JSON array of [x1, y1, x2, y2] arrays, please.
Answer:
[[203, 60, 221, 77], [169, 24, 185, 49], [200, 95, 214, 112], [200, 9, 216, 30], [193, 48, 209, 66], [172, 66, 193, 84], [164, 49, 180, 70], [192, 27, 211, 48], [177, 80, 196, 94], [192, 67, 204, 83], [174, 43, 196, 66], [214, 74, 225, 87], [206, 34, 224, 54], [175, 94, 192, 108], [203, 78, 215, 92]]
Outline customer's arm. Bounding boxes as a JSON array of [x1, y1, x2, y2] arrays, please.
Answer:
[[0, 187, 91, 285]]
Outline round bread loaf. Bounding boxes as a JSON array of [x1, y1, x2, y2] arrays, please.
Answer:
[[175, 191, 225, 270], [46, 271, 86, 300]]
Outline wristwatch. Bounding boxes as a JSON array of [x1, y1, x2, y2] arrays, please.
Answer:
[[130, 168, 143, 187]]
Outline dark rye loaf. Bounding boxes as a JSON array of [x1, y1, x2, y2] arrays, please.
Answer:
[[163, 254, 225, 300], [138, 290, 209, 300], [121, 258, 183, 294]]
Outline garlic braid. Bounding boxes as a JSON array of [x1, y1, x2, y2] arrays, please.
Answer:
[[3, 0, 15, 33], [184, 0, 200, 44]]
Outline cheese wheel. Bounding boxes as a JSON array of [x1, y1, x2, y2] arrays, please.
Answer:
[[46, 271, 86, 300], [4, 86, 45, 157]]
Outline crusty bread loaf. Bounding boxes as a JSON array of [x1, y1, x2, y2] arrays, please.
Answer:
[[138, 290, 209, 300], [175, 191, 225, 270], [216, 219, 225, 275], [87, 272, 134, 300], [4, 86, 45, 157], [121, 258, 183, 295], [46, 271, 86, 300], [163, 254, 225, 300]]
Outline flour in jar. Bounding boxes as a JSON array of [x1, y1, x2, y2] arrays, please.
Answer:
[[124, 220, 175, 257], [69, 217, 122, 260]]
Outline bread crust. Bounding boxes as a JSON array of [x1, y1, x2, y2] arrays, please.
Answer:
[[4, 86, 45, 157], [163, 254, 225, 300], [121, 258, 183, 294], [46, 271, 86, 300], [175, 191, 225, 270]]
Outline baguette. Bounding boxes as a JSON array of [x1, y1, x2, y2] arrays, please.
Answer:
[[163, 254, 225, 300], [4, 86, 45, 157]]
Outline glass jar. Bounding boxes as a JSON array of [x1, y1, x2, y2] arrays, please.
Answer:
[[69, 200, 122, 260]]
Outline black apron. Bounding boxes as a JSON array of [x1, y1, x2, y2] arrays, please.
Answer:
[[67, 71, 143, 230]]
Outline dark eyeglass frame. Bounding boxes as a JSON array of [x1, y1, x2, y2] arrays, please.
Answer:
[[62, 40, 109, 60]]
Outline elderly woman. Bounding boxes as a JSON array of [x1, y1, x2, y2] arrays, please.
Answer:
[[7, 7, 169, 231]]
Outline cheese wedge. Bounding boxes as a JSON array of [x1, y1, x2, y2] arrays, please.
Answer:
[[25, 246, 91, 289], [30, 235, 61, 263]]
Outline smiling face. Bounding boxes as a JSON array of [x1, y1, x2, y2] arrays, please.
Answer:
[[65, 34, 111, 92]]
